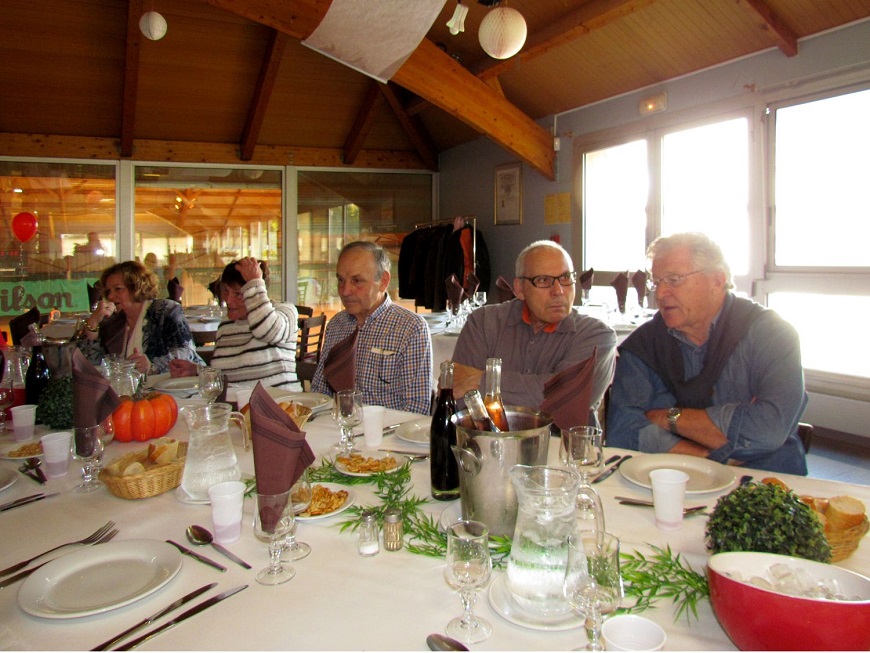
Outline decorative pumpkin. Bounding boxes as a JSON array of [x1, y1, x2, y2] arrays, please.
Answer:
[[112, 392, 178, 442]]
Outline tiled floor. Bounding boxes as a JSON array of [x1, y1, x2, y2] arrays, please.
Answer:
[[806, 435, 870, 485]]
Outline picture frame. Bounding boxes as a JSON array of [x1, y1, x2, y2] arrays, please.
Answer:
[[494, 163, 523, 225]]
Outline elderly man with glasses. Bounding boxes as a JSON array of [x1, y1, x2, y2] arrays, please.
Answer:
[[451, 240, 616, 425], [607, 232, 808, 474]]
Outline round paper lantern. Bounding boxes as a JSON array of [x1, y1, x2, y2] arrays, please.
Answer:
[[479, 6, 527, 60], [139, 11, 167, 41], [11, 212, 38, 243]]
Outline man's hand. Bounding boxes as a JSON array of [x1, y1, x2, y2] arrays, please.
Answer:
[[169, 359, 199, 377], [235, 257, 263, 283], [452, 362, 483, 398], [128, 348, 151, 375]]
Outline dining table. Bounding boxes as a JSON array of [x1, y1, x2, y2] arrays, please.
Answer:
[[0, 397, 867, 651]]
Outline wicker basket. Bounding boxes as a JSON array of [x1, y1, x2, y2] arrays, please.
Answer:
[[99, 442, 188, 500], [828, 516, 869, 562]]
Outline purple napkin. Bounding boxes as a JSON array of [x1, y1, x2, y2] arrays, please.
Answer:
[[323, 327, 358, 393], [580, 268, 594, 291], [540, 349, 597, 431], [610, 271, 630, 313], [463, 272, 480, 300], [445, 274, 465, 313], [495, 276, 515, 303], [72, 349, 122, 429], [632, 270, 648, 307], [167, 277, 184, 302]]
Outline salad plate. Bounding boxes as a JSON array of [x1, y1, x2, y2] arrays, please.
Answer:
[[619, 453, 735, 494]]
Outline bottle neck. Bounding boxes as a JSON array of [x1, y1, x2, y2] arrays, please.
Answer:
[[484, 359, 502, 399], [438, 361, 454, 392]]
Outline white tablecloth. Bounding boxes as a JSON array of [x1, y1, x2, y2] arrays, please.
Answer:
[[0, 407, 867, 651]]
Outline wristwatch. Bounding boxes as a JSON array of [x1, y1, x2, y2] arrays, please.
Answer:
[[667, 407, 682, 433]]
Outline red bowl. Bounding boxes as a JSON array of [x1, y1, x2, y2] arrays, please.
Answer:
[[707, 552, 870, 651]]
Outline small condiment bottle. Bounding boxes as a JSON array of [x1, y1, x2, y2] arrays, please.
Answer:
[[383, 508, 404, 551], [358, 510, 380, 557]]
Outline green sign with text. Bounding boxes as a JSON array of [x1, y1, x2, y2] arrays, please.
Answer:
[[0, 279, 93, 315]]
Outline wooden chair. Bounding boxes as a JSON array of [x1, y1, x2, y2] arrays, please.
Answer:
[[295, 305, 314, 318], [296, 313, 326, 387]]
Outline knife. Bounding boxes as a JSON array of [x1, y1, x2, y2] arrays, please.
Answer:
[[165, 540, 227, 572], [603, 454, 621, 466], [0, 492, 59, 513], [115, 585, 248, 651], [591, 455, 633, 484], [208, 542, 252, 570], [90, 582, 218, 651]]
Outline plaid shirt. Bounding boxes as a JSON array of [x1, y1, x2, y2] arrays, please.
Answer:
[[312, 296, 432, 415]]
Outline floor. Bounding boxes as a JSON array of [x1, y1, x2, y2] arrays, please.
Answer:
[[806, 434, 870, 485]]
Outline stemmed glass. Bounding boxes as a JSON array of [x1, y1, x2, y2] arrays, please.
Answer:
[[282, 469, 312, 561], [473, 291, 487, 309], [561, 426, 606, 532], [563, 530, 624, 651], [0, 383, 14, 434], [443, 520, 493, 645], [198, 366, 223, 404], [73, 425, 104, 493], [255, 490, 295, 586], [333, 390, 363, 455]]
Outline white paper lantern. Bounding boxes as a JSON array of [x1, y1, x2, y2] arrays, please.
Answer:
[[478, 6, 527, 60], [139, 11, 167, 41]]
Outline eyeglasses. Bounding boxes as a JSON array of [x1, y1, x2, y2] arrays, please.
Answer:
[[518, 271, 578, 289], [647, 269, 704, 292]]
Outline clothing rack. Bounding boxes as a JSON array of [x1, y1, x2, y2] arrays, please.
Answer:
[[413, 217, 476, 274]]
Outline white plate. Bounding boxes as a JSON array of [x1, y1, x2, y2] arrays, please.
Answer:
[[488, 573, 583, 631], [18, 540, 182, 619], [395, 417, 431, 445], [154, 377, 200, 394], [334, 452, 408, 477], [0, 468, 18, 492], [619, 453, 736, 494], [0, 441, 43, 461], [266, 390, 332, 414], [296, 483, 355, 521]]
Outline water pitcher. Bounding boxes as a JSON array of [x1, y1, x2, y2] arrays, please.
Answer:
[[179, 402, 247, 501]]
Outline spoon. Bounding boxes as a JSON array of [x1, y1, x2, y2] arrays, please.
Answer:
[[25, 458, 48, 484], [426, 633, 469, 651], [185, 525, 252, 569]]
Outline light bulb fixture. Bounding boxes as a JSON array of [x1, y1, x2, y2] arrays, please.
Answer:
[[479, 5, 527, 60], [139, 11, 167, 41], [639, 92, 668, 116], [446, 1, 469, 36]]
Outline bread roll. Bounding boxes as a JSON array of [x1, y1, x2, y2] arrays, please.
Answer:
[[123, 461, 146, 476], [825, 496, 866, 531], [148, 438, 178, 465]]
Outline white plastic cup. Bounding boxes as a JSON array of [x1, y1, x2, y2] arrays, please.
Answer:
[[208, 481, 246, 544], [40, 431, 73, 479], [11, 404, 37, 442], [602, 614, 667, 651], [362, 405, 385, 448], [649, 468, 690, 531]]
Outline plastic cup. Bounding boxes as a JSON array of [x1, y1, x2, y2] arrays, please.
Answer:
[[11, 404, 37, 442], [362, 405, 385, 448], [208, 481, 246, 544], [602, 614, 667, 651], [649, 468, 689, 531], [40, 431, 73, 479]]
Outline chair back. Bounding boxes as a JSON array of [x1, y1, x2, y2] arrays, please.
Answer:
[[9, 307, 40, 345], [296, 313, 326, 383], [295, 305, 314, 318]]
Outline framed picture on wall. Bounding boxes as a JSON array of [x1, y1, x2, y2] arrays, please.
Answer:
[[494, 163, 522, 225]]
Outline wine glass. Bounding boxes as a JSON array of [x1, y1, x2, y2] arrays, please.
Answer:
[[0, 383, 14, 434], [333, 390, 363, 455], [282, 469, 312, 561], [563, 530, 624, 651], [443, 520, 492, 645], [198, 366, 223, 404], [73, 425, 105, 493], [473, 291, 487, 308], [561, 426, 606, 532], [255, 490, 295, 586]]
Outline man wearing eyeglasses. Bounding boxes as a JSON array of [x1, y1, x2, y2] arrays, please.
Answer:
[[607, 232, 808, 474], [451, 240, 616, 424]]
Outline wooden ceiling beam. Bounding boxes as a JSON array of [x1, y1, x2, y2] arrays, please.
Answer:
[[380, 83, 438, 172], [739, 0, 799, 57], [240, 29, 289, 161], [120, 0, 144, 158], [343, 82, 383, 166]]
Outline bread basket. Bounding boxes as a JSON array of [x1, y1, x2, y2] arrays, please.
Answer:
[[828, 516, 869, 562], [99, 442, 188, 500]]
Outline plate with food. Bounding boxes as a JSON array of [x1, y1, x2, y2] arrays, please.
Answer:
[[395, 417, 431, 445], [0, 441, 43, 460], [619, 453, 736, 494], [266, 389, 332, 414], [334, 452, 407, 477], [296, 483, 355, 521]]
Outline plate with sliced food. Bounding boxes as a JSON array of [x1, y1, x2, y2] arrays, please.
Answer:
[[0, 441, 43, 460], [296, 483, 355, 521], [334, 452, 407, 477], [267, 390, 332, 414]]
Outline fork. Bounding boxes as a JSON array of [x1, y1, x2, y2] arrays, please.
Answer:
[[0, 520, 116, 577]]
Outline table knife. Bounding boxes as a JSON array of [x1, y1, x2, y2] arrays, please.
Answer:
[[0, 492, 59, 513], [591, 455, 633, 484], [165, 540, 226, 572], [208, 542, 252, 570], [115, 585, 248, 651], [90, 582, 218, 651]]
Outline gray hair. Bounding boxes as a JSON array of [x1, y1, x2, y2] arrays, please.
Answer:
[[647, 232, 733, 290], [340, 241, 391, 280], [515, 240, 573, 277]]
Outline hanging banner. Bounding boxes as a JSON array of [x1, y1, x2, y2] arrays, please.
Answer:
[[0, 279, 92, 316]]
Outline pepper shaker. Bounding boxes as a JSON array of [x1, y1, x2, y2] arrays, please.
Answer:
[[383, 507, 403, 551], [359, 509, 379, 556]]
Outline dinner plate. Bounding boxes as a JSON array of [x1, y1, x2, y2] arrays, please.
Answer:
[[266, 390, 332, 414], [154, 377, 200, 396], [395, 417, 431, 445], [334, 452, 408, 477], [0, 468, 18, 492], [488, 573, 583, 631], [296, 483, 355, 521], [619, 453, 736, 494], [0, 441, 43, 461], [18, 540, 182, 619]]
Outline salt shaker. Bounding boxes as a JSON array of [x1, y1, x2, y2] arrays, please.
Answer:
[[383, 508, 404, 551], [358, 509, 380, 557]]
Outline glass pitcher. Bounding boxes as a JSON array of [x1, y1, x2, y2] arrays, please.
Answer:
[[179, 402, 248, 502], [506, 465, 581, 617]]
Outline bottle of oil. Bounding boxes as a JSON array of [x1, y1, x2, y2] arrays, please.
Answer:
[[483, 358, 510, 431], [430, 361, 459, 500]]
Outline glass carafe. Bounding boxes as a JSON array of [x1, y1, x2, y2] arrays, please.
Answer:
[[5, 346, 31, 408], [179, 402, 247, 501], [506, 465, 581, 616]]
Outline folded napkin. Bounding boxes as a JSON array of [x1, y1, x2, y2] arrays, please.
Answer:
[[322, 327, 358, 393], [631, 270, 648, 307], [540, 349, 597, 431], [580, 268, 594, 291], [167, 277, 184, 302], [249, 383, 315, 531], [72, 349, 122, 430], [207, 278, 222, 301], [86, 282, 103, 308], [610, 271, 630, 313], [9, 307, 39, 346], [445, 274, 465, 312], [495, 275, 515, 303], [463, 272, 480, 300]]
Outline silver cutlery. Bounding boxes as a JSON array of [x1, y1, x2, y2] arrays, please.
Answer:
[[165, 540, 227, 572], [427, 633, 469, 651], [185, 525, 251, 570], [25, 458, 48, 484], [115, 584, 248, 651], [0, 492, 57, 513], [378, 449, 430, 461], [17, 463, 44, 485], [90, 582, 218, 651], [591, 455, 633, 484], [616, 496, 708, 514], [0, 520, 116, 577]]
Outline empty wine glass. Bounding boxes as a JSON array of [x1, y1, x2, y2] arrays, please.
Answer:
[[255, 490, 295, 586], [198, 366, 223, 404], [443, 520, 492, 645], [73, 425, 104, 493], [563, 530, 624, 651], [333, 390, 363, 455], [0, 383, 13, 434], [561, 426, 606, 532], [473, 291, 487, 308], [282, 469, 312, 561]]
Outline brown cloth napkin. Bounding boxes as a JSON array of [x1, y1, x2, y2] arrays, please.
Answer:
[[323, 327, 358, 393], [610, 271, 630, 313], [631, 270, 648, 307], [9, 307, 40, 346], [445, 274, 465, 312], [463, 272, 480, 300], [72, 349, 122, 429], [580, 268, 594, 291], [167, 277, 184, 302], [249, 383, 315, 531], [540, 349, 597, 431], [495, 275, 515, 303]]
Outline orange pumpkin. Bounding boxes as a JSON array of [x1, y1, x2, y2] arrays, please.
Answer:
[[112, 393, 178, 442]]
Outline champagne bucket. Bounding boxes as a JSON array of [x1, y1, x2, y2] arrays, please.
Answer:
[[450, 406, 551, 537]]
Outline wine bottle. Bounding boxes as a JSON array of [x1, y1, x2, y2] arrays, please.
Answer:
[[463, 389, 500, 432], [483, 357, 510, 431], [430, 361, 459, 501], [25, 344, 50, 407]]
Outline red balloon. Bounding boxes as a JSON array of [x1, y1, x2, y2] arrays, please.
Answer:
[[11, 212, 38, 243]]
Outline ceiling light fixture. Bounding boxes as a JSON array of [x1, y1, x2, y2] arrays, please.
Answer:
[[639, 92, 668, 116], [139, 11, 167, 41], [446, 1, 469, 35], [478, 4, 527, 60]]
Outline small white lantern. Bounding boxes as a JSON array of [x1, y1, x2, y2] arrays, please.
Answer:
[[478, 6, 526, 60], [139, 11, 168, 41]]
